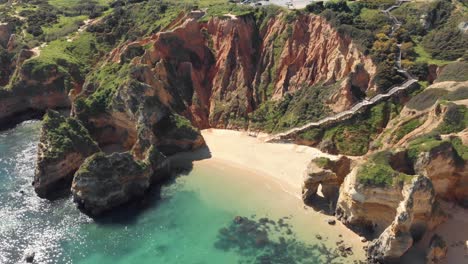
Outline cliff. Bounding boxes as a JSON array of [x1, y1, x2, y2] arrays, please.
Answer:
[[367, 176, 436, 263], [88, 11, 376, 130], [72, 152, 153, 216], [34, 110, 100, 198]]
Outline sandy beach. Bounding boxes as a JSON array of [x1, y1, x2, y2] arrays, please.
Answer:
[[199, 129, 337, 195], [196, 129, 468, 264], [191, 129, 367, 260]]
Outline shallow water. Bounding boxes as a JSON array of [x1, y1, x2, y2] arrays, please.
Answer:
[[0, 121, 364, 264]]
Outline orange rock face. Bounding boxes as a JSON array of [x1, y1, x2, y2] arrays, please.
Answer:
[[103, 12, 376, 129]]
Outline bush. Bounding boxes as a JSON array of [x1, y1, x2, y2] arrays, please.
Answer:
[[435, 104, 468, 134], [437, 62, 468, 82], [305, 2, 324, 14], [394, 118, 423, 141]]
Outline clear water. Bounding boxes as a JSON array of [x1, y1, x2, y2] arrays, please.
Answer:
[[0, 121, 363, 264]]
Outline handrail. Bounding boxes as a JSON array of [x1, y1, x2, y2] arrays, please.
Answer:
[[266, 0, 415, 142]]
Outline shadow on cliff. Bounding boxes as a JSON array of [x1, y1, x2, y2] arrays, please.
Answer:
[[92, 146, 212, 225]]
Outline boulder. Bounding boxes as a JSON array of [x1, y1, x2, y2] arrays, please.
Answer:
[[71, 152, 152, 216]]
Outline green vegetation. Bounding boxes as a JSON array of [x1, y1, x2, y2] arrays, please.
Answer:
[[407, 134, 446, 161], [414, 43, 451, 66], [74, 63, 132, 117], [357, 151, 413, 188], [407, 133, 468, 162], [312, 157, 331, 169], [0, 0, 111, 43], [249, 84, 333, 133], [305, 101, 398, 156], [437, 62, 468, 82], [42, 110, 99, 160], [406, 85, 468, 111], [435, 104, 468, 134], [14, 32, 104, 93], [155, 113, 200, 141], [394, 118, 424, 141], [450, 137, 468, 160], [42, 15, 87, 42]]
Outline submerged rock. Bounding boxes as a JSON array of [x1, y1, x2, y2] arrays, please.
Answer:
[[34, 110, 99, 198], [24, 252, 35, 263], [71, 152, 152, 216]]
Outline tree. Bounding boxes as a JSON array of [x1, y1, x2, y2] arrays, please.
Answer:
[[324, 0, 351, 13], [305, 2, 324, 14]]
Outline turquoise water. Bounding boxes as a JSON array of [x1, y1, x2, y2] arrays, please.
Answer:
[[0, 121, 361, 264]]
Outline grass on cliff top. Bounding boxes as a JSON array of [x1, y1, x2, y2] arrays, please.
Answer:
[[407, 132, 468, 162], [20, 32, 102, 88], [435, 103, 468, 135], [450, 137, 468, 160], [414, 43, 452, 66], [74, 63, 132, 117], [41, 15, 87, 42], [48, 0, 112, 9], [42, 110, 99, 160], [312, 157, 332, 169], [357, 151, 413, 188], [407, 134, 446, 162]]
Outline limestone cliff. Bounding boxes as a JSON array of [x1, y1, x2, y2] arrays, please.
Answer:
[[367, 176, 436, 263], [302, 156, 351, 203], [414, 141, 468, 207], [34, 110, 100, 198], [335, 166, 404, 235], [71, 152, 153, 216]]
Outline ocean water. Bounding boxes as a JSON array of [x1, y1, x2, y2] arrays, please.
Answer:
[[0, 121, 364, 264]]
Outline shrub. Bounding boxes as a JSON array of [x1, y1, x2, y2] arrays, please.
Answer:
[[437, 62, 468, 82]]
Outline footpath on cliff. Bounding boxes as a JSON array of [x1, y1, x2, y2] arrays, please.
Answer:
[[266, 0, 417, 142]]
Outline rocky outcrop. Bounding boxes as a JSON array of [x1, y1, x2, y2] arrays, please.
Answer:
[[0, 49, 74, 128], [34, 110, 100, 198], [302, 156, 351, 203], [336, 167, 404, 235], [426, 234, 448, 264], [414, 141, 468, 206], [71, 152, 153, 216], [367, 176, 436, 263]]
